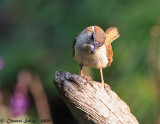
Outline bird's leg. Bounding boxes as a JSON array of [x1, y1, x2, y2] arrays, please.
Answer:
[[79, 64, 92, 82], [100, 68, 110, 89], [79, 64, 83, 76], [100, 68, 104, 84]]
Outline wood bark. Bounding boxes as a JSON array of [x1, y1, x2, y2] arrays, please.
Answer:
[[54, 71, 139, 124]]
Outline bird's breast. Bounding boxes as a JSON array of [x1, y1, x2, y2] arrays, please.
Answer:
[[75, 45, 108, 69]]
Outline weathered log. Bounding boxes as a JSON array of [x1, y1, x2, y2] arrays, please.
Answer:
[[54, 71, 138, 124]]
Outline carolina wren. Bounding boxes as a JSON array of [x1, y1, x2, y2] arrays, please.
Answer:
[[72, 26, 119, 84]]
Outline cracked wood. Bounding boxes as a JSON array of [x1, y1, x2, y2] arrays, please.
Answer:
[[54, 71, 139, 124]]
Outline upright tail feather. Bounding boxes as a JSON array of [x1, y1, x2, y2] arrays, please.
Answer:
[[105, 27, 119, 46]]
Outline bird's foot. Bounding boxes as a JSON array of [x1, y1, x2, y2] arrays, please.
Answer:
[[81, 75, 92, 83], [103, 82, 110, 90]]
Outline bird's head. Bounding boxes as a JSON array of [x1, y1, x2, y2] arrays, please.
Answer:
[[75, 26, 106, 54]]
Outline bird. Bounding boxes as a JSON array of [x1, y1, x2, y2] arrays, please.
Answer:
[[72, 25, 119, 85]]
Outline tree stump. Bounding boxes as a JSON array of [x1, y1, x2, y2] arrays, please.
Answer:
[[54, 71, 139, 124]]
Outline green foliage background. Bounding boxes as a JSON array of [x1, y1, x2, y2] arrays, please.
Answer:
[[0, 0, 160, 123]]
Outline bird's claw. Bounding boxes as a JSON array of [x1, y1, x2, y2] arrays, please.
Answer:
[[81, 75, 92, 83], [103, 83, 110, 90]]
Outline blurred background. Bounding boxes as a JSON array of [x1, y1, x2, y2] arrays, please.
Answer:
[[0, 0, 160, 124]]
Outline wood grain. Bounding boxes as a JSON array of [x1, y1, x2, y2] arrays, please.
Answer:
[[54, 71, 138, 124]]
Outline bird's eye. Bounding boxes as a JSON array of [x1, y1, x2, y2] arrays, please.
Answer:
[[90, 34, 94, 41]]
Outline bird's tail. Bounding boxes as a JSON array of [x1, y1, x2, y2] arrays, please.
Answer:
[[105, 27, 119, 46]]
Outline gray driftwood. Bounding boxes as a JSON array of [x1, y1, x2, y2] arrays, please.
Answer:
[[54, 71, 138, 124]]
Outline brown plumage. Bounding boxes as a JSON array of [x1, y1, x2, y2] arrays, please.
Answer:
[[72, 26, 119, 85], [94, 26, 106, 46], [105, 27, 119, 66]]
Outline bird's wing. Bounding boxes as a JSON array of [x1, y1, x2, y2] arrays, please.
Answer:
[[106, 44, 113, 66], [72, 31, 81, 58], [105, 27, 119, 66], [72, 37, 76, 58]]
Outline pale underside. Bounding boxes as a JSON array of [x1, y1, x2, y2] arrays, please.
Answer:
[[73, 26, 119, 69], [75, 45, 108, 69]]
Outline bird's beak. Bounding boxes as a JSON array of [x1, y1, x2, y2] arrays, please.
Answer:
[[90, 42, 98, 54], [83, 42, 98, 54]]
